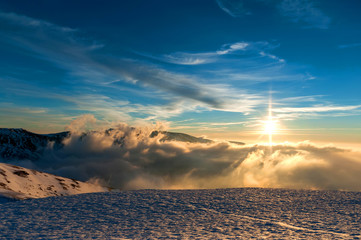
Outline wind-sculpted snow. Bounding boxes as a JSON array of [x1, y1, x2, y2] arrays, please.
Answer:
[[0, 188, 360, 239], [2, 122, 361, 191]]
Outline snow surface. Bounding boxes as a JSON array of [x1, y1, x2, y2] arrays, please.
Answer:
[[0, 163, 108, 200], [0, 188, 360, 239]]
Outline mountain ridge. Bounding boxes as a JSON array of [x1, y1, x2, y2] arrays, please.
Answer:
[[0, 128, 245, 161]]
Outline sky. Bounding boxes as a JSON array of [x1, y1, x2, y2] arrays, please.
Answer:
[[0, 0, 361, 145]]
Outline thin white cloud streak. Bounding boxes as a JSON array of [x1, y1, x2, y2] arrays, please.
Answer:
[[276, 111, 361, 121], [338, 43, 361, 49], [245, 99, 361, 128], [172, 121, 245, 127], [276, 95, 324, 103], [209, 121, 245, 126], [274, 105, 361, 113], [216, 0, 250, 17], [206, 70, 304, 85], [168, 121, 245, 132], [158, 53, 212, 65], [278, 0, 331, 29], [145, 41, 284, 66], [0, 12, 76, 32], [216, 42, 250, 55], [215, 0, 331, 29], [269, 95, 361, 120]]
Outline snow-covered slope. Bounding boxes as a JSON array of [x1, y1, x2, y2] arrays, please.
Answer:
[[0, 163, 108, 200], [0, 188, 360, 239]]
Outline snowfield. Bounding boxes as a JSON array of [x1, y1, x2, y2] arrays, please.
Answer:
[[0, 188, 360, 239], [0, 163, 108, 199]]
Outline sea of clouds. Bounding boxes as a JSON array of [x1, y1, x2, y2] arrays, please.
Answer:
[[13, 116, 361, 191]]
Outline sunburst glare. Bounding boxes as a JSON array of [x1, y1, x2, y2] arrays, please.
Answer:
[[261, 96, 279, 148]]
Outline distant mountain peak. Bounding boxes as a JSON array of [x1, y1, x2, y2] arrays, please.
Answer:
[[150, 130, 214, 144], [0, 128, 245, 162], [0, 128, 70, 161]]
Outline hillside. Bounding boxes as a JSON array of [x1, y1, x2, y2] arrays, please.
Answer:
[[0, 163, 108, 200]]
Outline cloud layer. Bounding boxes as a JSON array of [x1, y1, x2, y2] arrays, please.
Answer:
[[11, 121, 361, 192]]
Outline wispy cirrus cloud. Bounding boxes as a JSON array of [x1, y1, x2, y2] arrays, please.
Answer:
[[215, 0, 330, 29], [272, 104, 361, 121], [138, 41, 250, 65], [216, 0, 250, 17], [278, 0, 331, 29], [272, 95, 361, 118], [1, 74, 262, 131], [142, 41, 284, 68], [274, 105, 361, 113], [157, 53, 212, 65], [0, 11, 102, 58], [0, 11, 264, 113], [216, 42, 250, 55], [338, 42, 361, 49], [1, 10, 358, 136], [0, 12, 75, 32]]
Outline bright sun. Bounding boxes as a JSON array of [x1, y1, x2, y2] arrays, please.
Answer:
[[262, 96, 278, 146], [262, 117, 278, 147], [264, 118, 277, 135]]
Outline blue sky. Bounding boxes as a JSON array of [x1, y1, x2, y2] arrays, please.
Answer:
[[0, 0, 361, 144]]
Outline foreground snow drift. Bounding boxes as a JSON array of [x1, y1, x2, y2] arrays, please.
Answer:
[[0, 188, 360, 239], [0, 163, 108, 200]]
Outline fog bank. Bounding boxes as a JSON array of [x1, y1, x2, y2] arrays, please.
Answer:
[[12, 122, 361, 191]]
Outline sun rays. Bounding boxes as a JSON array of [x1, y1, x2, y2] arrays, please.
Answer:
[[260, 94, 279, 151]]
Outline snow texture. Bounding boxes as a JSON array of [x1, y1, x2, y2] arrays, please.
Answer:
[[0, 163, 107, 200], [0, 188, 360, 239]]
